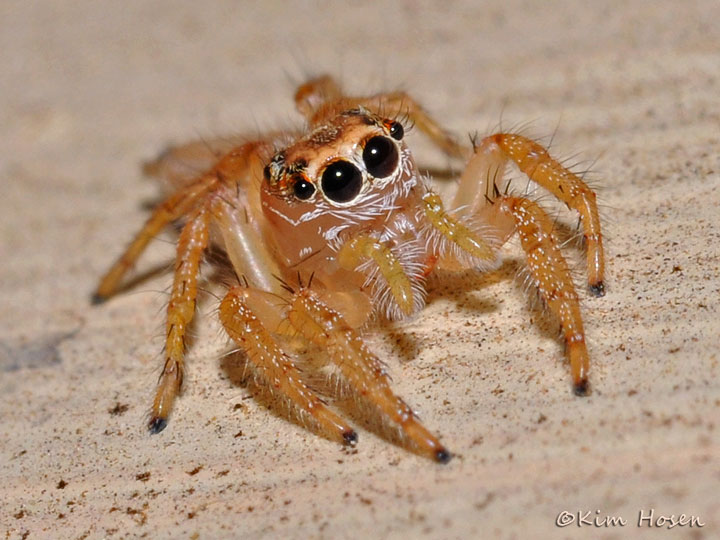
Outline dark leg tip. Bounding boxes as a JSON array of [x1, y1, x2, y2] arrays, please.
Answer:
[[148, 417, 168, 434], [342, 429, 359, 447], [589, 281, 605, 297], [435, 448, 452, 464], [90, 293, 107, 305], [573, 379, 590, 397]]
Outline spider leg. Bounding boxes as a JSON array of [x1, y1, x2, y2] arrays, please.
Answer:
[[294, 75, 468, 159], [219, 286, 357, 445], [149, 206, 211, 432], [366, 91, 468, 159], [142, 136, 248, 190], [293, 75, 343, 118], [454, 133, 606, 296], [493, 196, 591, 395], [94, 140, 275, 302], [93, 173, 218, 302], [288, 289, 450, 463], [425, 185, 591, 394], [144, 134, 292, 191], [98, 139, 281, 431], [212, 195, 285, 296]]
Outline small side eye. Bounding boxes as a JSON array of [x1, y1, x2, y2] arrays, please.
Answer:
[[362, 136, 399, 178], [321, 160, 363, 203], [292, 176, 315, 200], [263, 164, 272, 181], [389, 121, 404, 141]]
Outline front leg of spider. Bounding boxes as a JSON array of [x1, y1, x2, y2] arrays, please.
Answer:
[[287, 289, 451, 463], [452, 133, 606, 394], [218, 286, 359, 446]]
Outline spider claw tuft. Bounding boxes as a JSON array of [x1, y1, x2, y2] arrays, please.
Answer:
[[434, 448, 452, 464], [573, 378, 590, 397], [148, 417, 168, 434], [589, 281, 605, 297], [90, 293, 107, 305], [342, 429, 359, 446]]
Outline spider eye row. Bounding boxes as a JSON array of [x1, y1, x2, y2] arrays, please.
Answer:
[[318, 133, 400, 203], [280, 120, 405, 204]]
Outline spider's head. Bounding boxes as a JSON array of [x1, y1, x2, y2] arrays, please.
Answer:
[[261, 109, 417, 266]]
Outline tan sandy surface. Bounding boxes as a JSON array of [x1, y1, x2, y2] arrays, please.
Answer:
[[2, 1, 719, 539]]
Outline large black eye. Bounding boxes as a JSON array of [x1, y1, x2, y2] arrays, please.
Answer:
[[362, 136, 399, 178], [292, 176, 315, 200], [321, 160, 363, 203]]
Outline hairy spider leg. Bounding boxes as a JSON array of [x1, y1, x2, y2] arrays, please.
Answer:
[[362, 92, 468, 159], [288, 289, 451, 463], [293, 75, 343, 118], [425, 183, 591, 393], [143, 135, 290, 192], [499, 196, 590, 394], [207, 141, 286, 295], [149, 207, 210, 432], [93, 174, 218, 302], [455, 133, 606, 296], [506, 197, 590, 396], [219, 286, 358, 445], [98, 139, 288, 431]]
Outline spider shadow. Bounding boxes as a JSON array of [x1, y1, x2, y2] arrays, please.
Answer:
[[105, 262, 173, 298], [364, 260, 515, 366], [219, 348, 377, 447], [361, 254, 571, 373], [218, 347, 437, 458], [425, 255, 570, 346], [426, 265, 508, 313], [217, 351, 338, 442]]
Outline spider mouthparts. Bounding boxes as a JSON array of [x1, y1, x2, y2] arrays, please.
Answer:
[[342, 429, 359, 446], [148, 417, 168, 434], [589, 281, 605, 297], [573, 379, 590, 397], [434, 448, 452, 464]]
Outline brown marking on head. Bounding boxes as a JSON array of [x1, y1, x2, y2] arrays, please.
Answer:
[[264, 109, 389, 199]]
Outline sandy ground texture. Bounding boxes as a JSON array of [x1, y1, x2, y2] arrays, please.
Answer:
[[2, 1, 719, 538]]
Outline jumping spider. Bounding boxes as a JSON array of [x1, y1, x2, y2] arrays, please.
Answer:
[[94, 76, 605, 463]]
